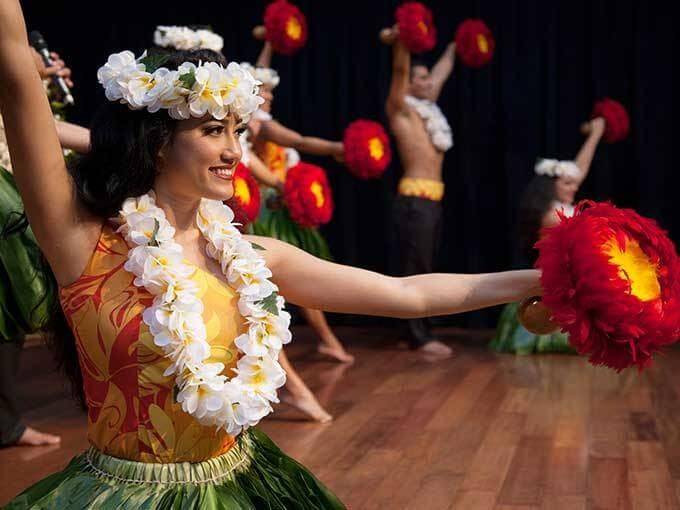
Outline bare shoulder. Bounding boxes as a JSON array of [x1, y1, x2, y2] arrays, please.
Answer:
[[244, 235, 289, 267]]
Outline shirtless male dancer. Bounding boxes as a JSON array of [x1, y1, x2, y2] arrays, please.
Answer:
[[383, 27, 456, 356]]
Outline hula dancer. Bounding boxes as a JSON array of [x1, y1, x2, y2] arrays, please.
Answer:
[[490, 117, 606, 354]]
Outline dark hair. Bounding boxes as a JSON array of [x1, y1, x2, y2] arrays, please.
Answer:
[[50, 48, 227, 406], [517, 175, 557, 264], [410, 58, 429, 80]]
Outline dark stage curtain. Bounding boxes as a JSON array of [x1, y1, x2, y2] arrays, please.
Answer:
[[23, 1, 678, 327]]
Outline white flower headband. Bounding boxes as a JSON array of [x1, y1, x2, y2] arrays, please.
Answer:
[[534, 158, 581, 179], [154, 25, 224, 52], [97, 51, 264, 121], [240, 62, 280, 89]]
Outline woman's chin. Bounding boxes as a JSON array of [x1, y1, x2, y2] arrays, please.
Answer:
[[203, 181, 234, 201]]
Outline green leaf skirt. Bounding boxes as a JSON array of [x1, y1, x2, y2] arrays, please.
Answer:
[[489, 302, 575, 355], [0, 166, 54, 343], [251, 189, 332, 261], [5, 428, 345, 510]]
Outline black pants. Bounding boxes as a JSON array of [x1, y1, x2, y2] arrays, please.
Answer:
[[392, 195, 443, 348], [0, 339, 25, 446]]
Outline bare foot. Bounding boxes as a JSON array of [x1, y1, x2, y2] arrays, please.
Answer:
[[419, 340, 454, 357], [280, 388, 333, 423], [318, 343, 355, 364], [16, 427, 61, 447]]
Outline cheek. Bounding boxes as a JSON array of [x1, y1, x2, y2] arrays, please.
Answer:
[[164, 139, 215, 177]]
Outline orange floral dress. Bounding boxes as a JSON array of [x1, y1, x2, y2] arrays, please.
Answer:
[[59, 223, 245, 463]]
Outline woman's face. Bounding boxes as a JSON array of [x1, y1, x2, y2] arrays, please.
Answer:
[[555, 176, 578, 204], [155, 113, 245, 202], [259, 85, 274, 113]]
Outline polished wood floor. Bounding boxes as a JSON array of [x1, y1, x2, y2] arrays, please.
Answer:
[[2, 325, 680, 509]]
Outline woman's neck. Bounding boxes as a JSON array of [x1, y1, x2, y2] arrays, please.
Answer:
[[153, 187, 201, 233]]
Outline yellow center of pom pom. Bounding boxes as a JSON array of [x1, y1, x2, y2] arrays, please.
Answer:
[[286, 17, 302, 40], [477, 34, 489, 53], [417, 20, 428, 34], [368, 137, 384, 160], [310, 181, 325, 208], [604, 237, 661, 302], [234, 177, 250, 205]]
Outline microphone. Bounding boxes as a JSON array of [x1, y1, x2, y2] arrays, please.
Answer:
[[28, 30, 74, 106]]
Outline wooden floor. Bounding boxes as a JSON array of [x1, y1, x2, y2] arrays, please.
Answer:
[[2, 325, 680, 509]]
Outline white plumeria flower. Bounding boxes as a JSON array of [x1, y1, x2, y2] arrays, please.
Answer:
[[125, 213, 176, 246], [232, 391, 272, 428], [97, 50, 146, 102], [176, 362, 227, 418], [235, 313, 292, 357], [197, 200, 235, 228], [120, 193, 157, 219], [228, 257, 277, 300], [234, 355, 286, 403], [196, 30, 224, 52]]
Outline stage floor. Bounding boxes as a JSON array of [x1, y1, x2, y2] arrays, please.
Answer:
[[2, 325, 679, 509]]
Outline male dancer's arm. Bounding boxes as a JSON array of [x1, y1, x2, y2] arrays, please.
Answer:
[[385, 30, 410, 118], [428, 42, 456, 102]]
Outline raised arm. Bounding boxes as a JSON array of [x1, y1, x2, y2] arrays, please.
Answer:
[[383, 28, 411, 116], [56, 120, 90, 154], [254, 236, 541, 318], [259, 120, 344, 160], [573, 117, 606, 186], [0, 0, 101, 285], [255, 40, 273, 68], [428, 42, 456, 101]]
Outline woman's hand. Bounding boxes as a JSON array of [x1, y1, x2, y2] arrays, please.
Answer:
[[31, 49, 73, 88]]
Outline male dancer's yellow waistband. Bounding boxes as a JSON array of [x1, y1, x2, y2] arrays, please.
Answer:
[[398, 177, 445, 202]]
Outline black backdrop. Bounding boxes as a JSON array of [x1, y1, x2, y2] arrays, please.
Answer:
[[22, 1, 679, 327]]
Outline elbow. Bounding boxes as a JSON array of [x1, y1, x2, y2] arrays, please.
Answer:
[[397, 278, 430, 319]]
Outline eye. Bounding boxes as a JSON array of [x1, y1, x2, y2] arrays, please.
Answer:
[[235, 125, 248, 136], [205, 125, 224, 136]]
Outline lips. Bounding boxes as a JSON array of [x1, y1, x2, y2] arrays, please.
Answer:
[[209, 166, 235, 180]]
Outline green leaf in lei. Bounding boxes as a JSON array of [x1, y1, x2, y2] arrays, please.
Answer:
[[257, 292, 280, 316], [178, 69, 197, 90], [139, 53, 170, 74]]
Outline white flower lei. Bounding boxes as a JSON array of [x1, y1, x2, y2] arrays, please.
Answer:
[[534, 158, 581, 179], [240, 62, 280, 89], [404, 95, 453, 152], [117, 193, 291, 435], [97, 51, 263, 121], [154, 26, 224, 52]]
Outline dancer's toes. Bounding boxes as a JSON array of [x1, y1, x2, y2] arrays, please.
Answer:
[[16, 427, 61, 447]]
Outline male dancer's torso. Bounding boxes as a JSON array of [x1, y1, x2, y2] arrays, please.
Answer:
[[388, 106, 444, 182]]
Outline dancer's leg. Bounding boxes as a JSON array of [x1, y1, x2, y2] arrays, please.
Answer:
[[279, 350, 333, 423], [300, 308, 354, 363]]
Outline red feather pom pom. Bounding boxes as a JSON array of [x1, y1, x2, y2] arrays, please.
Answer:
[[454, 19, 495, 68], [230, 163, 261, 226], [395, 2, 437, 54], [591, 98, 630, 143], [284, 163, 334, 228], [343, 120, 392, 179], [264, 0, 308, 56], [536, 201, 680, 371]]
